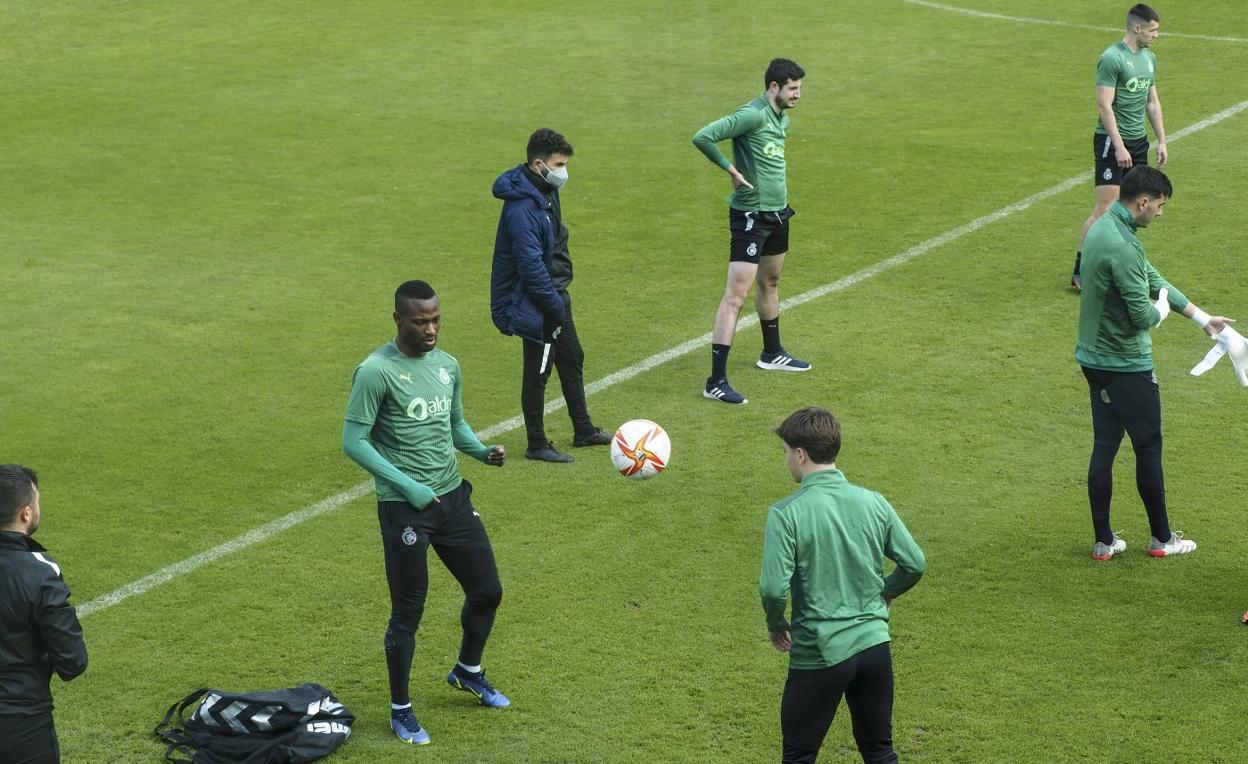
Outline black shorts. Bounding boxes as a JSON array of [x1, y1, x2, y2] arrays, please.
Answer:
[[729, 206, 795, 263], [1093, 133, 1149, 186]]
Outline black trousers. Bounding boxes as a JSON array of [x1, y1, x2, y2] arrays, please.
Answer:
[[1081, 366, 1171, 545], [780, 642, 897, 764], [378, 480, 502, 704], [521, 292, 594, 447], [0, 712, 60, 764]]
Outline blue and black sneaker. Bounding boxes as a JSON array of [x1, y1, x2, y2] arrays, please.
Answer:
[[704, 377, 747, 405], [390, 707, 431, 745], [757, 349, 811, 372], [447, 665, 511, 708]]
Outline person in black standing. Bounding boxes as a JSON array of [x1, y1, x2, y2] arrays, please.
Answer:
[[0, 465, 88, 764], [490, 128, 612, 463]]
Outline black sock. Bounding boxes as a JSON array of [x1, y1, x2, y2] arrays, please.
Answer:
[[761, 317, 781, 354], [710, 343, 730, 382], [1073, 251, 1082, 276], [384, 625, 415, 706]]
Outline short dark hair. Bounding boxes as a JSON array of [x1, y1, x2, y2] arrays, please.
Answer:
[[1127, 4, 1159, 26], [765, 58, 805, 89], [1120, 165, 1172, 201], [394, 280, 436, 311], [0, 464, 38, 527], [775, 407, 841, 465], [526, 128, 573, 163]]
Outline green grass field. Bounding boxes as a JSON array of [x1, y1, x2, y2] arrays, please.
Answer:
[[4, 1, 1248, 761]]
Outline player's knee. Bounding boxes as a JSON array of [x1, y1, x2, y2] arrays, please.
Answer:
[[720, 288, 748, 312], [468, 580, 503, 611], [1131, 431, 1162, 454], [388, 602, 425, 633], [384, 621, 417, 648]]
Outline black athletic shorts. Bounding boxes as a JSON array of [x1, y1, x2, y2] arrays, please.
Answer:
[[729, 206, 795, 262], [1093, 132, 1149, 186]]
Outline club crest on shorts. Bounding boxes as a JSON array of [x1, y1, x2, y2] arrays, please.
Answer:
[[1102, 168, 1113, 181], [401, 526, 419, 546], [747, 242, 758, 258], [438, 367, 451, 385]]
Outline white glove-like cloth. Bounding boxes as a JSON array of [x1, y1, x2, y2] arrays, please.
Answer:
[[1153, 288, 1170, 327], [1190, 326, 1248, 386]]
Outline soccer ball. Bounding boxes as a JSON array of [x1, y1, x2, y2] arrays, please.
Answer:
[[610, 419, 671, 480]]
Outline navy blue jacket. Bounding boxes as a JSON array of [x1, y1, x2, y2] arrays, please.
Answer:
[[490, 165, 565, 344]]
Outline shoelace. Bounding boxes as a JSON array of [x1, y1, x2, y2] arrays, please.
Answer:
[[462, 670, 497, 694], [393, 710, 421, 730]]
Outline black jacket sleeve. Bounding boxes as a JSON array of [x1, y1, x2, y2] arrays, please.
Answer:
[[37, 575, 87, 681]]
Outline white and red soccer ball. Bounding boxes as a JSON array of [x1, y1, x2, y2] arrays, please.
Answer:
[[610, 419, 671, 480]]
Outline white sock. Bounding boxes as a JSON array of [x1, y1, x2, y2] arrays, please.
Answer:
[[391, 703, 411, 711], [457, 661, 482, 674]]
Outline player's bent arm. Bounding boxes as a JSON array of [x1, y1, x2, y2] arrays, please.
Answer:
[[38, 576, 87, 681], [451, 419, 492, 463], [692, 107, 762, 169], [1143, 262, 1188, 310], [342, 420, 437, 508], [511, 214, 565, 319], [881, 504, 925, 601], [448, 373, 494, 463], [1096, 86, 1126, 151], [1115, 257, 1165, 329], [759, 508, 796, 633]]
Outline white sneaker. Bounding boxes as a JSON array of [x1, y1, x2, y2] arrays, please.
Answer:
[[1148, 532, 1196, 557], [1092, 533, 1126, 561]]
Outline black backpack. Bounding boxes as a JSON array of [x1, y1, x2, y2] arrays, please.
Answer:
[[154, 683, 354, 763]]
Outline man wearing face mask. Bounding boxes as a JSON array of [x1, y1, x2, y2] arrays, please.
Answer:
[[490, 128, 612, 463]]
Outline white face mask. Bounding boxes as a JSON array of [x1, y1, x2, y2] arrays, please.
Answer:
[[540, 162, 569, 189]]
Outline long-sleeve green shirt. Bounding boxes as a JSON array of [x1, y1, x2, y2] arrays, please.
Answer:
[[1075, 202, 1188, 372], [759, 469, 925, 670], [692, 95, 790, 212]]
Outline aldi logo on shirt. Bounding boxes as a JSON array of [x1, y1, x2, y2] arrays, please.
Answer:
[[406, 395, 451, 421]]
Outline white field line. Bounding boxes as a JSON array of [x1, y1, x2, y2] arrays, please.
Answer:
[[76, 97, 1248, 620], [905, 0, 1248, 43]]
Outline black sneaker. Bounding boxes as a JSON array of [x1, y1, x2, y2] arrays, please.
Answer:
[[573, 428, 612, 447], [704, 378, 747, 404], [525, 441, 574, 463]]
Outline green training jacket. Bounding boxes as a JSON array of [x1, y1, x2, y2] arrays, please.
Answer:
[[759, 469, 925, 670], [1076, 202, 1188, 372]]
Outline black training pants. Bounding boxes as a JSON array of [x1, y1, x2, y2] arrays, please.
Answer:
[[780, 642, 897, 764], [378, 480, 502, 704], [521, 292, 593, 447], [1081, 366, 1171, 545], [0, 712, 60, 764]]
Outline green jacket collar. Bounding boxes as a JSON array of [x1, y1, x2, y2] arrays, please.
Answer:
[[1107, 201, 1139, 232], [800, 467, 845, 488]]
